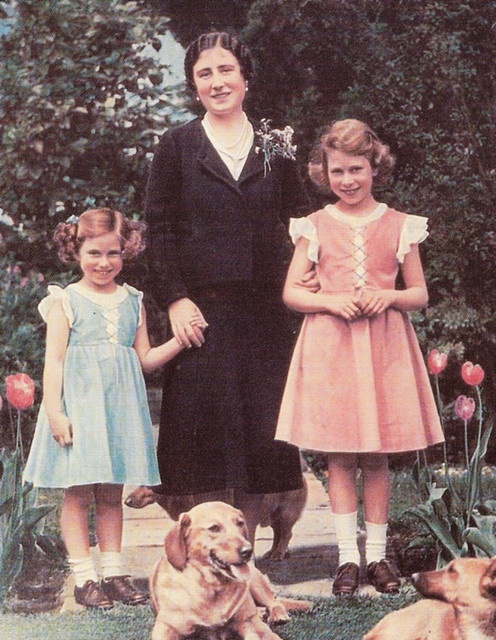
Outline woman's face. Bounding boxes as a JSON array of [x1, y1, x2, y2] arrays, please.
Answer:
[[192, 45, 245, 118]]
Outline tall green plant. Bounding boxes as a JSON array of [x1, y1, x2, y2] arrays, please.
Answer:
[[408, 351, 496, 564], [0, 374, 54, 604]]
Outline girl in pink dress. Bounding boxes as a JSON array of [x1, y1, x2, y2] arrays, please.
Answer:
[[275, 119, 444, 596]]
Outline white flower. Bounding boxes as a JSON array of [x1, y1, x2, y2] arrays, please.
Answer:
[[255, 119, 297, 176], [0, 209, 14, 226]]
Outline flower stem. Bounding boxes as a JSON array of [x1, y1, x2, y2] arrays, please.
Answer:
[[464, 420, 470, 471], [466, 385, 484, 527], [434, 375, 451, 491]]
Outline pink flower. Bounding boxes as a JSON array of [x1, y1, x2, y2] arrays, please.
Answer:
[[461, 362, 485, 387], [5, 373, 35, 410], [454, 395, 476, 421], [427, 349, 448, 375]]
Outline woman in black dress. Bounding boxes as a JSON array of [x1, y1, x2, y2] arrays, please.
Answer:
[[144, 32, 313, 539]]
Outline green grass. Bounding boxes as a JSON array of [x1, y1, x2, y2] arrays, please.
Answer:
[[0, 593, 421, 640]]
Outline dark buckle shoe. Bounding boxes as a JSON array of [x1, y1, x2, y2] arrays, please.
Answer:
[[332, 562, 359, 596], [367, 559, 401, 594], [74, 580, 114, 610], [101, 575, 148, 605]]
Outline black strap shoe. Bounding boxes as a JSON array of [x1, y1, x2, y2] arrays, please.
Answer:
[[367, 559, 401, 593], [332, 562, 360, 596]]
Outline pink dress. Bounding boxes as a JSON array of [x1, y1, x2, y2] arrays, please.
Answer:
[[275, 203, 444, 453]]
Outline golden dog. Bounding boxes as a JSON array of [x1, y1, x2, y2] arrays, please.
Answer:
[[363, 556, 496, 640], [126, 475, 308, 561], [149, 501, 310, 640]]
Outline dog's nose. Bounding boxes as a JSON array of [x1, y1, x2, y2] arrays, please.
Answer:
[[240, 545, 253, 562]]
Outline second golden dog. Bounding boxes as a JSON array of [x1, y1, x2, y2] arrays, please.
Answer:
[[364, 555, 496, 640]]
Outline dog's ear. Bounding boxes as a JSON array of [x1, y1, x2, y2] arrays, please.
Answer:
[[480, 556, 496, 600], [164, 513, 191, 570]]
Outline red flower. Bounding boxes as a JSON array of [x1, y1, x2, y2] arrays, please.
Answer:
[[461, 362, 485, 387], [454, 395, 476, 421], [5, 373, 35, 410], [427, 349, 448, 375]]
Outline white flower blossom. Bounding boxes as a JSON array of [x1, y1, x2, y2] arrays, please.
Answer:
[[255, 119, 297, 176]]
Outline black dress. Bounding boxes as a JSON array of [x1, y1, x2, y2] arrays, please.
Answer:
[[145, 117, 312, 495]]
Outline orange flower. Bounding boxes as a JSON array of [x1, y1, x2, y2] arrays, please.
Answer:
[[461, 362, 485, 387], [5, 373, 35, 410], [427, 349, 448, 375]]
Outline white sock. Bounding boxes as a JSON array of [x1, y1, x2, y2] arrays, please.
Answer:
[[69, 556, 98, 588], [333, 511, 360, 566], [365, 521, 388, 564], [100, 551, 123, 579]]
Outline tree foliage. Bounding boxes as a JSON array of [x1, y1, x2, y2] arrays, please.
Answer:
[[0, 0, 179, 274], [1, 0, 495, 425]]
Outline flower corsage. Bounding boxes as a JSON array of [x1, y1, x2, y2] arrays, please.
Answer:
[[255, 118, 297, 176]]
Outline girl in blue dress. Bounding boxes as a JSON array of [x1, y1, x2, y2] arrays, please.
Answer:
[[23, 208, 207, 610]]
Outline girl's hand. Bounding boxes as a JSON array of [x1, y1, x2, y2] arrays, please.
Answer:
[[295, 267, 321, 293], [50, 413, 73, 447], [168, 298, 208, 348], [325, 293, 362, 321], [357, 289, 396, 317]]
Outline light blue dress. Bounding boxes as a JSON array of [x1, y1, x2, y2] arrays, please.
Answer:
[[23, 282, 161, 488]]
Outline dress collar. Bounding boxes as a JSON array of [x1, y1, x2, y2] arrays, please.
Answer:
[[324, 202, 388, 227], [68, 282, 129, 307]]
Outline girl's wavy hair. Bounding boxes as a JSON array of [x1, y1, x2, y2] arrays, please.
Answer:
[[184, 31, 254, 92], [308, 119, 395, 192], [54, 208, 146, 264]]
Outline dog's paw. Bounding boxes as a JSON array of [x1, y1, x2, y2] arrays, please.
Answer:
[[266, 602, 290, 625], [262, 548, 290, 561], [124, 486, 157, 509]]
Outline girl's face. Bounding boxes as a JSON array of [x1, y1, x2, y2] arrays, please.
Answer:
[[77, 232, 123, 292], [326, 149, 377, 214], [192, 45, 245, 118]]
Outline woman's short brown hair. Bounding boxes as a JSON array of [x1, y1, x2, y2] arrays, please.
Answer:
[[54, 208, 146, 263], [309, 119, 395, 192], [184, 31, 254, 92]]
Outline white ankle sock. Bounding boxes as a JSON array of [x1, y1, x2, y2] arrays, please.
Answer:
[[365, 521, 388, 564], [333, 511, 360, 566], [100, 551, 123, 579], [69, 556, 98, 588]]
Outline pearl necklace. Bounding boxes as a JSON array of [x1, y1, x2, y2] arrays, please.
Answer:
[[204, 113, 251, 160]]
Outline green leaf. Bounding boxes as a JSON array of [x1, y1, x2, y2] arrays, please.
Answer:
[[463, 524, 496, 557]]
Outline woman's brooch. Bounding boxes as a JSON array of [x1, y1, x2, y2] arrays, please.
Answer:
[[255, 118, 297, 176]]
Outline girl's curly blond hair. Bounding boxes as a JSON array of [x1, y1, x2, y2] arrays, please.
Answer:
[[308, 119, 395, 192], [54, 208, 146, 263]]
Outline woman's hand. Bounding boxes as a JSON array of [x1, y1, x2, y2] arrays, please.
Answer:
[[295, 267, 320, 293], [168, 298, 208, 348], [357, 289, 396, 317], [325, 293, 363, 321], [50, 413, 73, 447]]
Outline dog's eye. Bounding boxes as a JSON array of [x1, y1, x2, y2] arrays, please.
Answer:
[[448, 564, 457, 574], [208, 524, 221, 533]]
